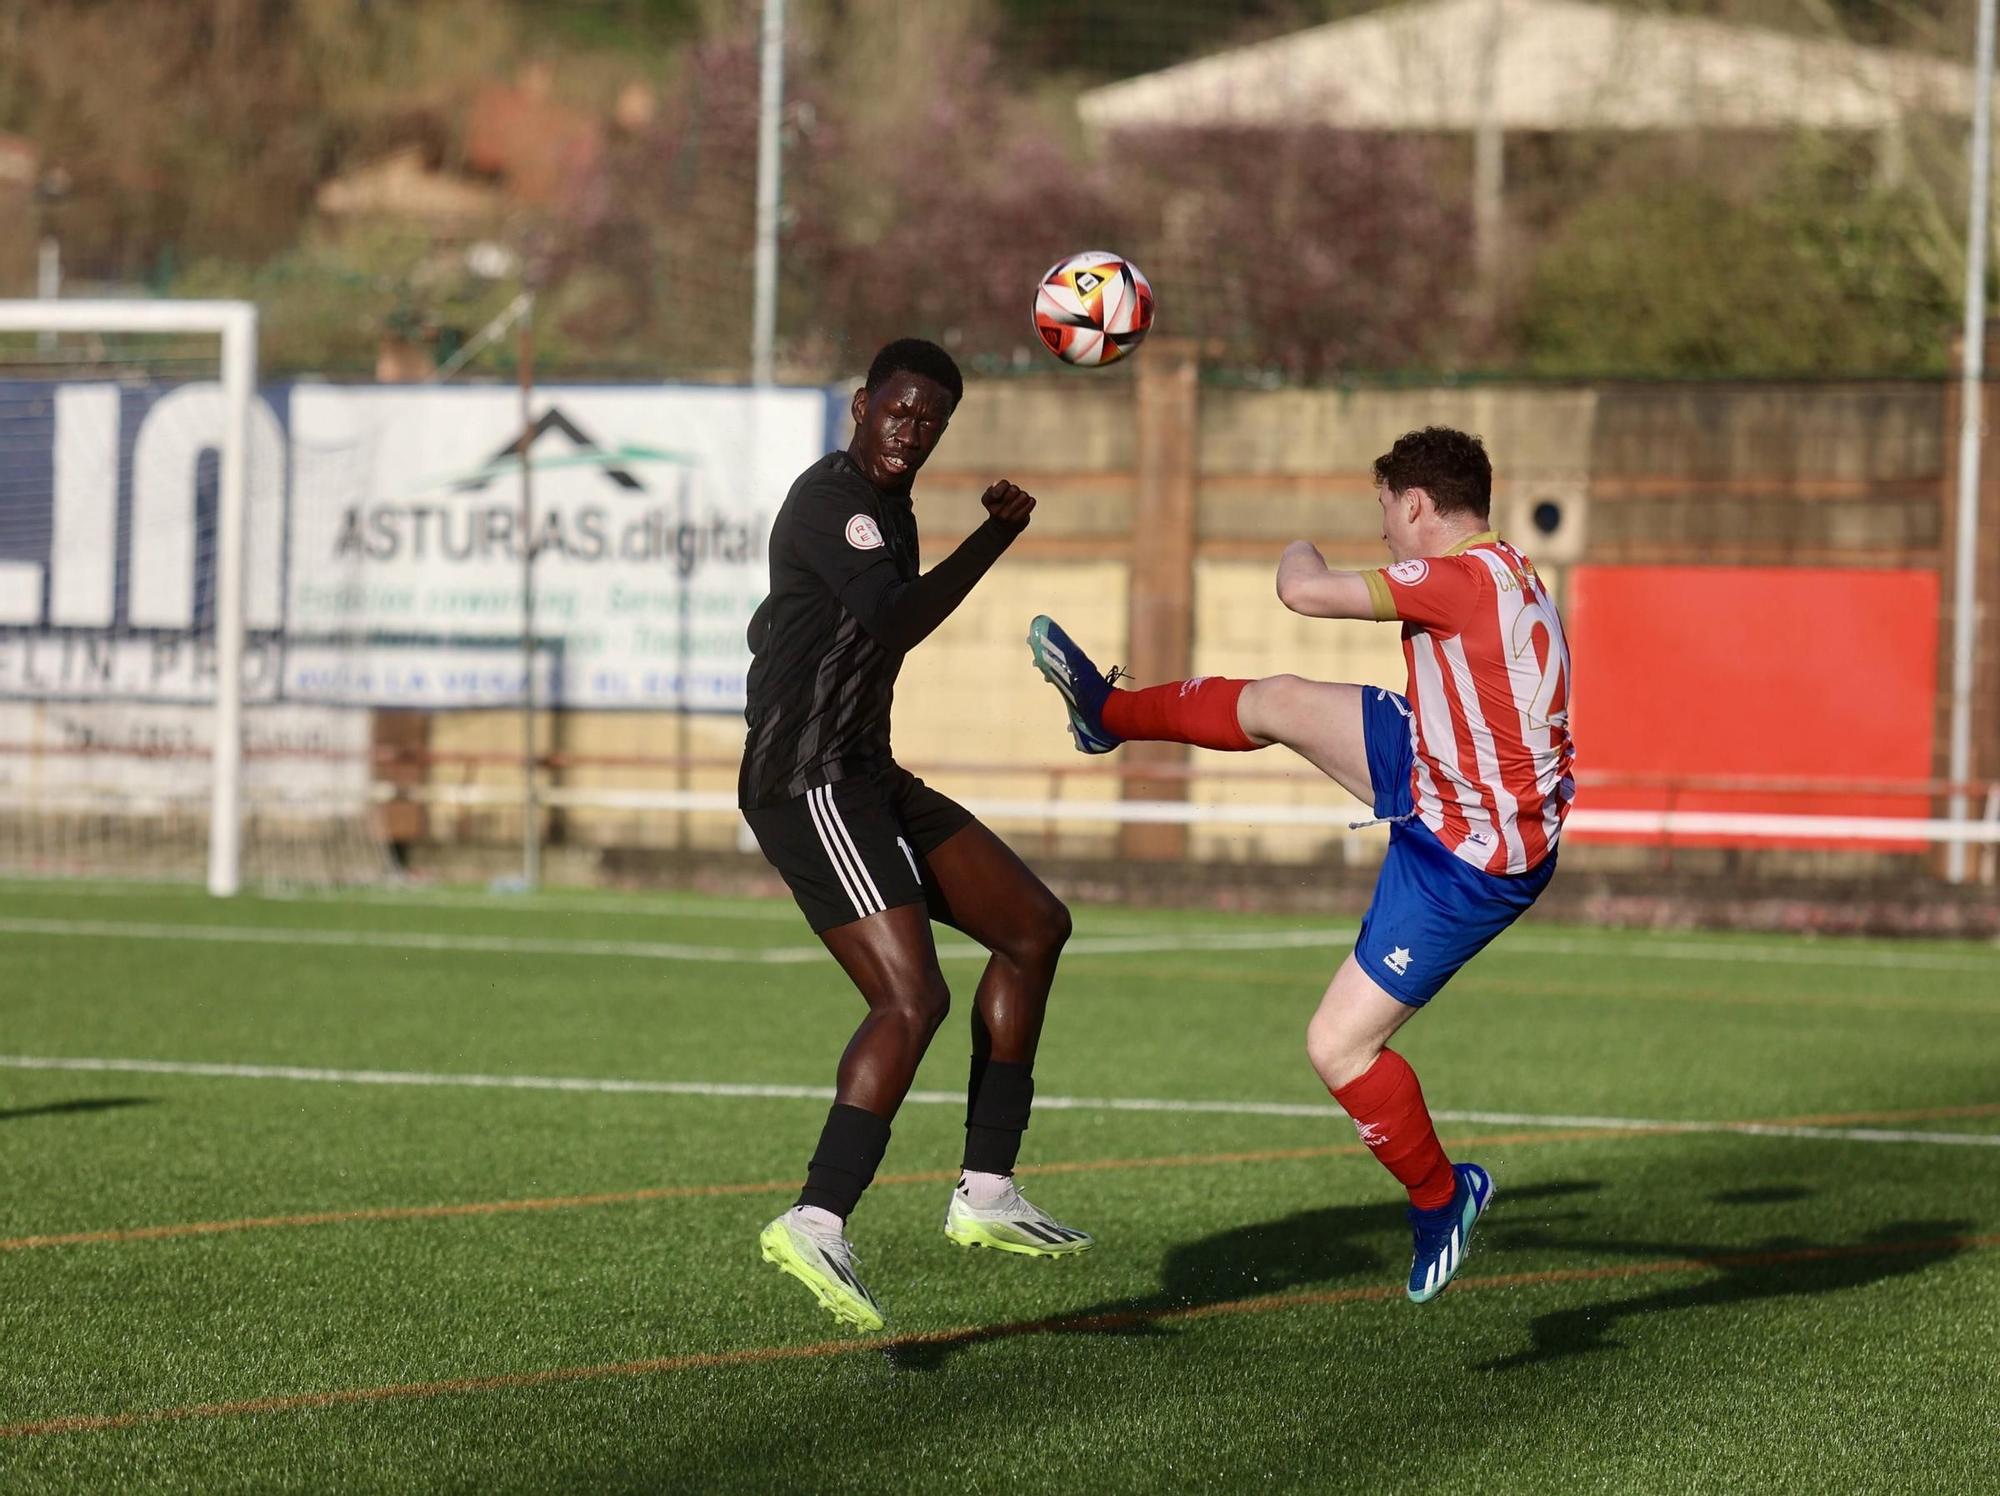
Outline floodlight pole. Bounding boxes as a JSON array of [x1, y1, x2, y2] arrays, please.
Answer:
[[751, 0, 784, 387], [1948, 0, 1998, 883], [518, 290, 542, 892]]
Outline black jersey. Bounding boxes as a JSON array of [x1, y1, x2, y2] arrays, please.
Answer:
[[738, 451, 1018, 809]]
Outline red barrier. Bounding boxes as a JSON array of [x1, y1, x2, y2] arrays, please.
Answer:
[[1565, 565, 1940, 848]]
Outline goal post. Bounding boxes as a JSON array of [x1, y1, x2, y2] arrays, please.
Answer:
[[0, 298, 256, 896]]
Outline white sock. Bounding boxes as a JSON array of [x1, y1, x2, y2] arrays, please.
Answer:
[[958, 1170, 1013, 1206], [790, 1204, 844, 1233]]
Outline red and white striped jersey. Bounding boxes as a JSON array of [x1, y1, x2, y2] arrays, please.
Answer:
[[1361, 533, 1575, 874]]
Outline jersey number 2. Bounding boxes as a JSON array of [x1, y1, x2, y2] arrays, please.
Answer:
[[1510, 599, 1570, 732]]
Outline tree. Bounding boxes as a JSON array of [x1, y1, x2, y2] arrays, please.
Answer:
[[1111, 125, 1471, 379], [1518, 145, 1960, 378]]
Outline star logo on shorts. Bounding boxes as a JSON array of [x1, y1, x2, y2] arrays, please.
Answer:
[[1383, 946, 1413, 976]]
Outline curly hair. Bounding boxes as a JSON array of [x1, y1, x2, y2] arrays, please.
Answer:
[[1372, 427, 1492, 521], [865, 338, 963, 408]]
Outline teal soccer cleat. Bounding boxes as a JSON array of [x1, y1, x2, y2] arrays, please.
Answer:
[[1407, 1163, 1494, 1304], [1027, 615, 1124, 754]]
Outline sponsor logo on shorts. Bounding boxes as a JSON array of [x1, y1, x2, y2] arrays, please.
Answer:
[[845, 514, 885, 550], [1383, 945, 1413, 976]]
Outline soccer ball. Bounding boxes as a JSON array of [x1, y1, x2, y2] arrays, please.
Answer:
[[1033, 251, 1155, 367]]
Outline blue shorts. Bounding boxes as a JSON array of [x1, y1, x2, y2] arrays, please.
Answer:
[[1355, 689, 1556, 1007]]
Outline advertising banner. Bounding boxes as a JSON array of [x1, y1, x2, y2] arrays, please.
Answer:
[[0, 379, 831, 710]]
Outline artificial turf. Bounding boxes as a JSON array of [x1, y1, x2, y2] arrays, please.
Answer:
[[0, 880, 1995, 1492]]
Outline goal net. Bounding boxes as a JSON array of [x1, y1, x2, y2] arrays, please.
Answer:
[[0, 300, 387, 893]]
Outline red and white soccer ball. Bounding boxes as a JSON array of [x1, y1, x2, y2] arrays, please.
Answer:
[[1033, 251, 1155, 368]]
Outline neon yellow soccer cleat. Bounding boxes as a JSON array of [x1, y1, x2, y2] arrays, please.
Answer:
[[758, 1208, 885, 1333], [944, 1179, 1095, 1257]]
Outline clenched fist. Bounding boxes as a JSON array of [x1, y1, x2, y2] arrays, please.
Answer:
[[981, 479, 1036, 533]]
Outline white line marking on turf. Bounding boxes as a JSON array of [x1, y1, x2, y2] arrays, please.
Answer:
[[0, 879, 1171, 933], [3, 910, 1995, 976], [2, 1055, 1994, 1148], [0, 917, 825, 965], [4, 885, 818, 923], [0, 917, 1356, 963], [1507, 934, 2000, 974]]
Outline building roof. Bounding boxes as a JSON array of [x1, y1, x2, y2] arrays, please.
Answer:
[[314, 146, 507, 228], [1077, 0, 1982, 133]]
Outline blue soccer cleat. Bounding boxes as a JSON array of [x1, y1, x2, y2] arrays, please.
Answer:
[[1407, 1162, 1494, 1304], [1027, 615, 1124, 755]]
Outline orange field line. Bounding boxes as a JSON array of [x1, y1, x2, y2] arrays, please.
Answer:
[[5, 1230, 1994, 1441], [0, 1129, 1602, 1254], [8, 1097, 1992, 1257]]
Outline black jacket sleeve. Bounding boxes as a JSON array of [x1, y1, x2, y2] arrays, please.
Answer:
[[793, 482, 1018, 653]]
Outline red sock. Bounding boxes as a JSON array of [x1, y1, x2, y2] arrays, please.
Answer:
[[1330, 1049, 1457, 1211], [1102, 677, 1258, 750]]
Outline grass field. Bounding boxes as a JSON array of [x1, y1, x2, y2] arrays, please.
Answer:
[[1, 878, 1996, 1493]]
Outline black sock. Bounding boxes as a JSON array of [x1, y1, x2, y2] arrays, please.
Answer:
[[796, 1103, 892, 1218], [963, 1058, 1034, 1175]]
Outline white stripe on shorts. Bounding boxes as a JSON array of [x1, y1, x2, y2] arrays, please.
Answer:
[[807, 785, 874, 918], [818, 784, 885, 912]]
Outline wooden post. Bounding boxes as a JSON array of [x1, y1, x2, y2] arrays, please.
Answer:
[[369, 710, 431, 867], [372, 334, 434, 857], [1121, 338, 1200, 860]]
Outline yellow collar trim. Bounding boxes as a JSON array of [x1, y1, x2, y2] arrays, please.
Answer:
[[1446, 531, 1499, 556]]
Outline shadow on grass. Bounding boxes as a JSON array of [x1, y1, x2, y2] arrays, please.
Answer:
[[0, 1096, 155, 1123], [1711, 1185, 1815, 1207], [886, 1180, 1605, 1372], [1480, 1215, 1977, 1371]]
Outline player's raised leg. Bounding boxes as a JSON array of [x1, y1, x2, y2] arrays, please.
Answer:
[[921, 818, 1093, 1256], [1027, 615, 1376, 802]]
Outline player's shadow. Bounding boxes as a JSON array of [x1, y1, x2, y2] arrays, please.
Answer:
[[886, 1179, 1605, 1372], [1480, 1214, 1975, 1371], [0, 1096, 155, 1123]]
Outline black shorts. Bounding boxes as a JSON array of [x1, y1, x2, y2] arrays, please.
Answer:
[[742, 766, 976, 932]]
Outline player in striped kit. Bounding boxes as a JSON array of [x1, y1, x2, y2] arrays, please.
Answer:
[[1028, 426, 1574, 1303]]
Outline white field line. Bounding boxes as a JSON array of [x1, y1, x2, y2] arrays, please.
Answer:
[[0, 881, 1174, 935], [0, 916, 1352, 964], [268, 890, 819, 922], [1512, 934, 2000, 973], [0, 878, 1178, 935], [5, 912, 1998, 976], [1, 1054, 1995, 1148], [0, 916, 826, 965], [2, 880, 818, 924], [5, 879, 1999, 969]]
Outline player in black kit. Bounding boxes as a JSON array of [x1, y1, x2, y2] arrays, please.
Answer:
[[743, 339, 1089, 1332]]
